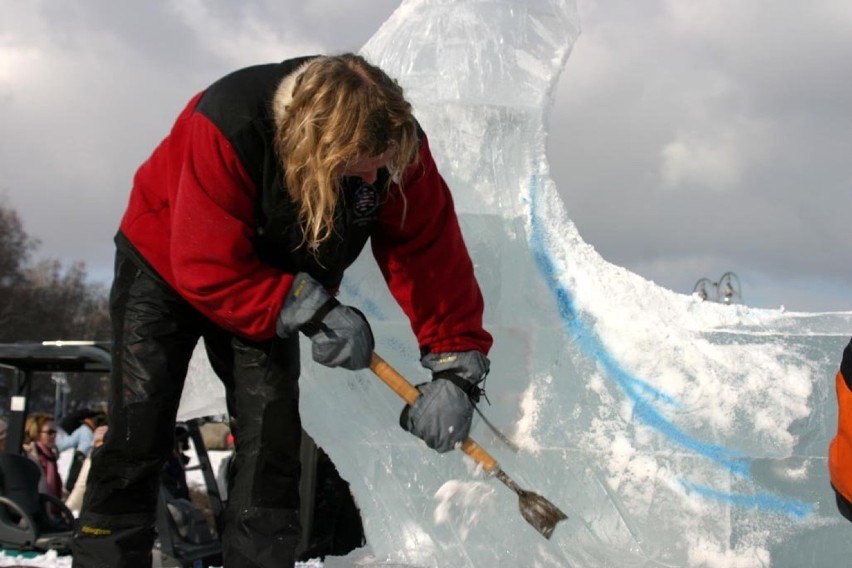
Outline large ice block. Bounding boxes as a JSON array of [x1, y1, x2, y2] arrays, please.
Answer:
[[179, 0, 852, 565]]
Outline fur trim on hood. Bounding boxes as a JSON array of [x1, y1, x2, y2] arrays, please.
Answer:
[[271, 59, 314, 128]]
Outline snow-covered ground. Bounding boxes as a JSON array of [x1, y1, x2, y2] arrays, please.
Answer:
[[0, 551, 329, 568]]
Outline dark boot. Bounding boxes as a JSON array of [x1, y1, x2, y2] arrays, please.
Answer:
[[205, 334, 304, 567], [72, 511, 157, 568], [72, 251, 201, 567], [222, 506, 301, 567]]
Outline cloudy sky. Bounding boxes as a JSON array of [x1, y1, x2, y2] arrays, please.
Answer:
[[1, 0, 850, 312]]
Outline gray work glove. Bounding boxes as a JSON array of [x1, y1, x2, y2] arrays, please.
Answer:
[[277, 272, 374, 370], [400, 351, 490, 453]]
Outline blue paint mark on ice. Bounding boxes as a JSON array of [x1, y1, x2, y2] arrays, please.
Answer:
[[682, 480, 813, 518], [526, 168, 814, 518]]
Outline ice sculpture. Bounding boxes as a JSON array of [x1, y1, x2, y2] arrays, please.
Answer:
[[178, 0, 852, 565]]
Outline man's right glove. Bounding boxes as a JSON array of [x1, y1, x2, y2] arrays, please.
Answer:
[[276, 272, 374, 370], [400, 351, 490, 453]]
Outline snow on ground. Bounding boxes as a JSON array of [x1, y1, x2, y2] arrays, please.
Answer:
[[0, 553, 329, 568]]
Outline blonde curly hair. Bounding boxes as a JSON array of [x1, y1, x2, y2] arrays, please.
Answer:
[[275, 53, 419, 250], [23, 412, 55, 445]]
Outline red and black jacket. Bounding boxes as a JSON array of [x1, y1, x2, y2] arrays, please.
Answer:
[[830, 338, 852, 520], [116, 57, 492, 355]]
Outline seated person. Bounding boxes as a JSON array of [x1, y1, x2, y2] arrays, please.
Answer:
[[22, 413, 63, 500]]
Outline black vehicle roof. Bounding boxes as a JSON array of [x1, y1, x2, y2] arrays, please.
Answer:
[[0, 341, 111, 373]]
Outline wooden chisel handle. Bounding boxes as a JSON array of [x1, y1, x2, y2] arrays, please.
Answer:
[[369, 352, 420, 404], [369, 352, 499, 473]]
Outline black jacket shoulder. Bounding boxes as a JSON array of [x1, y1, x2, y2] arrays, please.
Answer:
[[194, 56, 318, 188]]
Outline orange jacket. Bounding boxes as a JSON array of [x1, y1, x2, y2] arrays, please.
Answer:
[[829, 339, 852, 505]]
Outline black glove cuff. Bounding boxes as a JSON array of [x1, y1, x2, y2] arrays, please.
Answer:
[[399, 404, 411, 430], [434, 371, 483, 404], [348, 306, 375, 351], [298, 297, 340, 337]]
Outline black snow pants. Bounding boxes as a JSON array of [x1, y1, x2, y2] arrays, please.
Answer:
[[71, 251, 303, 567]]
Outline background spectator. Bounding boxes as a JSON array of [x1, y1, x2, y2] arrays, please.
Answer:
[[57, 408, 108, 455], [65, 424, 108, 513], [57, 408, 108, 492], [22, 412, 63, 499]]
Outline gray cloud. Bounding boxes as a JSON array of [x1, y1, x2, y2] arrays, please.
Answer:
[[0, 1, 399, 283], [549, 0, 852, 310]]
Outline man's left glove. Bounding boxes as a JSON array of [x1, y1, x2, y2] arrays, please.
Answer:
[[400, 351, 490, 453], [276, 272, 374, 370]]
